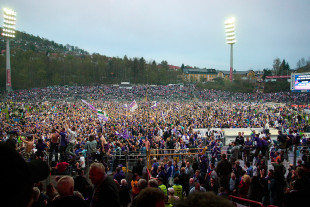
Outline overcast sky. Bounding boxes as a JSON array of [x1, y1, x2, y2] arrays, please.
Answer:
[[2, 0, 310, 71]]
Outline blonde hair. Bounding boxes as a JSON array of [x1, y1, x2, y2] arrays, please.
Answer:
[[242, 174, 251, 184]]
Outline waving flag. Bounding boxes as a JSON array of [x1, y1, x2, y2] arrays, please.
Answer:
[[97, 110, 108, 122], [128, 100, 138, 112], [82, 99, 97, 111], [151, 101, 157, 110]]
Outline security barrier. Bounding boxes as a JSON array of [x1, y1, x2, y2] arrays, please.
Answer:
[[229, 195, 264, 207]]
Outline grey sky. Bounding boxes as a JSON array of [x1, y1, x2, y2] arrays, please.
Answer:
[[2, 0, 310, 71]]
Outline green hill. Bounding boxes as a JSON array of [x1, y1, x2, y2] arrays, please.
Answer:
[[0, 29, 182, 90]]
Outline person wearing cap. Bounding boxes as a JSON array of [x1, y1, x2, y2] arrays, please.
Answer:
[[168, 187, 180, 205], [89, 162, 121, 207]]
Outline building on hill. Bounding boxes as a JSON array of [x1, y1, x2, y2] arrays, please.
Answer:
[[182, 67, 259, 82], [183, 68, 218, 82]]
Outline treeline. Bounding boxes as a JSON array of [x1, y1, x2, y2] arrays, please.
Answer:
[[0, 49, 183, 90]]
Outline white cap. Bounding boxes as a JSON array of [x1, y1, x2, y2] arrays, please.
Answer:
[[168, 187, 174, 194]]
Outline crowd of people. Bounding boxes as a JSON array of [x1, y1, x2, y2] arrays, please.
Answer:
[[3, 84, 310, 104], [1, 84, 310, 207]]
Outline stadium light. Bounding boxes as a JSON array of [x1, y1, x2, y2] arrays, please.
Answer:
[[2, 8, 16, 92], [225, 17, 236, 82]]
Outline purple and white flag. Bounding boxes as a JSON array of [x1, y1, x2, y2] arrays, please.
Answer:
[[97, 110, 108, 122], [128, 100, 138, 112], [82, 99, 97, 111], [151, 101, 157, 110]]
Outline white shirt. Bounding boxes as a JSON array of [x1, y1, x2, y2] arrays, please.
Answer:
[[79, 156, 85, 168], [67, 128, 77, 144], [182, 135, 189, 144]]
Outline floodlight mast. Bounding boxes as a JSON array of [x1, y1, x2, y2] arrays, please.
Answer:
[[2, 8, 16, 92], [225, 17, 236, 82]]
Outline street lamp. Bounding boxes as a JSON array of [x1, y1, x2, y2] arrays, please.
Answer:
[[225, 17, 236, 82], [2, 8, 16, 92]]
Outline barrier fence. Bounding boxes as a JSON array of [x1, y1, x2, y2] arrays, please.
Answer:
[[146, 148, 230, 170], [229, 195, 264, 207], [229, 195, 279, 207]]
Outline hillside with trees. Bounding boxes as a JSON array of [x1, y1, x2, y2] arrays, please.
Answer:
[[0, 29, 183, 90]]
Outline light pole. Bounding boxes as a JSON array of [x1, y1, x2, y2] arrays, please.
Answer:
[[225, 17, 236, 82], [2, 8, 16, 92]]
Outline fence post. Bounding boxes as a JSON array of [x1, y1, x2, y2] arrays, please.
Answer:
[[147, 150, 151, 170], [126, 152, 128, 174]]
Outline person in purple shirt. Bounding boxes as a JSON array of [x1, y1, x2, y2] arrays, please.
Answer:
[[113, 166, 125, 185], [261, 136, 269, 157], [243, 137, 253, 163], [253, 134, 263, 162], [59, 128, 67, 161]]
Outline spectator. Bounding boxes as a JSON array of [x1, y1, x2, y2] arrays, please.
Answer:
[[133, 188, 166, 207], [52, 161, 69, 175], [32, 187, 44, 207], [119, 179, 131, 207], [132, 158, 144, 177], [114, 167, 125, 185], [50, 176, 88, 207], [248, 176, 263, 202], [0, 142, 50, 207], [131, 173, 140, 198], [88, 162, 121, 207], [85, 134, 97, 163], [185, 161, 194, 178], [49, 128, 60, 162], [178, 167, 190, 196], [158, 177, 168, 198], [168, 187, 180, 205], [148, 179, 159, 188], [65, 124, 77, 160], [189, 182, 206, 194], [238, 174, 250, 198], [74, 169, 92, 200], [172, 177, 183, 200], [216, 154, 232, 191]]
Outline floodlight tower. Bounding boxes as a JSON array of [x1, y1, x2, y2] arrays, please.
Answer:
[[225, 17, 236, 82], [2, 8, 16, 92]]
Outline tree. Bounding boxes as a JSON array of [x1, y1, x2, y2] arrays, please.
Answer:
[[262, 69, 272, 80], [279, 59, 290, 76], [296, 57, 306, 69], [273, 58, 281, 75], [181, 64, 185, 72]]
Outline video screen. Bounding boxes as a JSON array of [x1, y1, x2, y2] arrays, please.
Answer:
[[294, 74, 310, 90]]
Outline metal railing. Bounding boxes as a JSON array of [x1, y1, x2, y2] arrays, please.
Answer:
[[229, 195, 265, 207]]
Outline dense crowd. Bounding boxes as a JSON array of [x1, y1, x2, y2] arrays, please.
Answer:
[[1, 85, 310, 207], [3, 84, 310, 104]]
